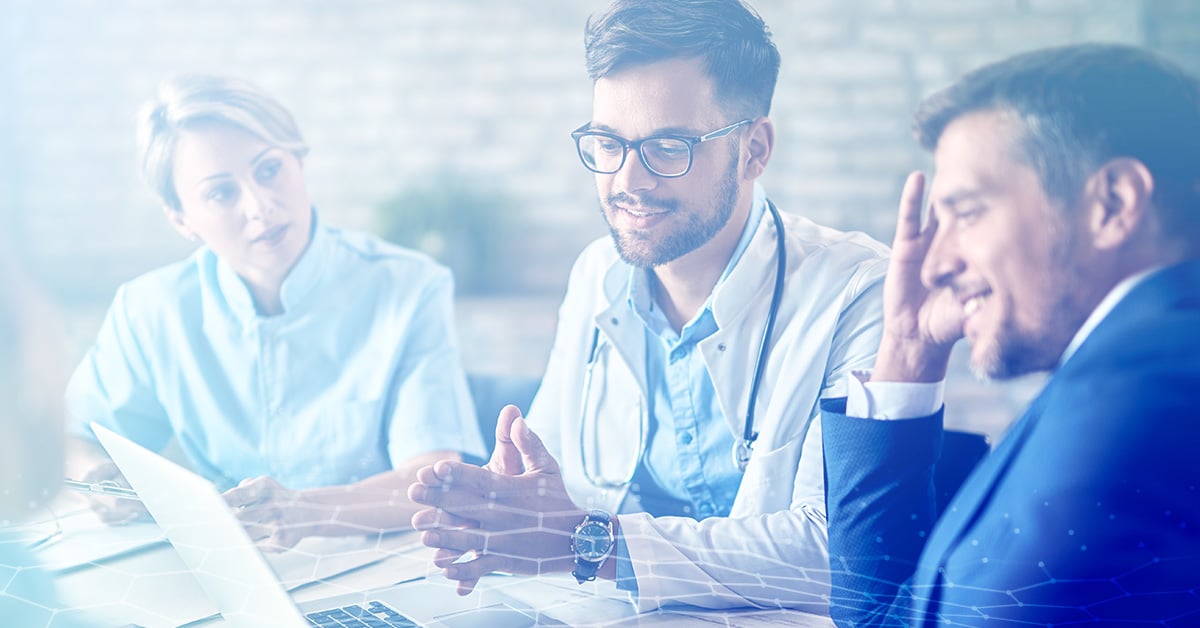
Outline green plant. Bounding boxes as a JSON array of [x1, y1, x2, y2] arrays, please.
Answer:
[[374, 176, 520, 295]]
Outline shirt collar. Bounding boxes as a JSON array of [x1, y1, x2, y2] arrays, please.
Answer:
[[625, 184, 769, 339], [215, 207, 327, 321], [278, 210, 328, 310], [1058, 264, 1165, 367]]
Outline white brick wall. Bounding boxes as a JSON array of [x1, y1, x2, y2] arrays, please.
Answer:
[[3, 0, 1196, 438], [6, 0, 1186, 300]]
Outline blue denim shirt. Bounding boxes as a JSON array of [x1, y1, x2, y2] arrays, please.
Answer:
[[614, 192, 768, 592]]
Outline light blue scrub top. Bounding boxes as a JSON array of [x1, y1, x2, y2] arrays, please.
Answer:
[[66, 214, 485, 490]]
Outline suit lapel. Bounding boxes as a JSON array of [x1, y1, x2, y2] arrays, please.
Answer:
[[911, 260, 1200, 622], [907, 387, 1049, 620]]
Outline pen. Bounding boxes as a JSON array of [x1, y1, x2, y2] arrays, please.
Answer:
[[63, 479, 141, 501]]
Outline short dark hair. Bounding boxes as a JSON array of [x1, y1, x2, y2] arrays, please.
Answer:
[[584, 0, 781, 118], [914, 43, 1200, 242]]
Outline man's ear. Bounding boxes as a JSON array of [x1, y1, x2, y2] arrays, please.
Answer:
[[163, 206, 199, 242], [1086, 157, 1155, 251], [743, 117, 774, 181]]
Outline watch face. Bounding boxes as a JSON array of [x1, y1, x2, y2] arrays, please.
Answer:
[[573, 521, 613, 560]]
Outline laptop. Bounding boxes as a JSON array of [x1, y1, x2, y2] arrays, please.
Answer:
[[90, 422, 550, 628]]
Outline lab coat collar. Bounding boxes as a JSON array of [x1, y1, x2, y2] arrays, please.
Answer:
[[599, 184, 776, 331], [703, 190, 786, 441], [592, 185, 782, 439], [596, 263, 649, 402], [708, 184, 777, 331]]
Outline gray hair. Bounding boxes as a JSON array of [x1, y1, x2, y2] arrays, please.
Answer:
[[914, 44, 1200, 242], [136, 74, 308, 211]]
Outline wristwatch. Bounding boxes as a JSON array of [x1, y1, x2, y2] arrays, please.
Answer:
[[570, 509, 615, 583]]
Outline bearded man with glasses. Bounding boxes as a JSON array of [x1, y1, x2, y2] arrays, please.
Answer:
[[411, 0, 890, 615]]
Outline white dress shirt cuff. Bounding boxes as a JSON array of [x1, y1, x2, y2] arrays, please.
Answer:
[[845, 369, 945, 420]]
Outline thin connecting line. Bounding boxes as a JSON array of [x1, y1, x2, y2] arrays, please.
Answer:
[[27, 521, 63, 550], [0, 506, 65, 551]]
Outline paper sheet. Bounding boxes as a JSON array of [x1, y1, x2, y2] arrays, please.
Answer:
[[34, 508, 167, 572]]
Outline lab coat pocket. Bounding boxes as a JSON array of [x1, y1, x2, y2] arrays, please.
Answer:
[[732, 436, 804, 515]]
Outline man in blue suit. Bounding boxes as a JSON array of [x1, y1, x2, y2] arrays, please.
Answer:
[[822, 44, 1200, 625]]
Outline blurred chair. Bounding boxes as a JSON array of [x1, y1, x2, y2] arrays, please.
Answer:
[[934, 429, 991, 518], [465, 373, 542, 465]]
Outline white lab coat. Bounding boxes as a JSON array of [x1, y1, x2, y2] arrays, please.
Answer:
[[525, 197, 889, 613]]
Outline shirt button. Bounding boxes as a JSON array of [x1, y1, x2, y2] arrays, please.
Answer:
[[679, 432, 693, 445]]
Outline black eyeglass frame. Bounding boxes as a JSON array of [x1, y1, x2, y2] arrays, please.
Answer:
[[570, 118, 753, 178]]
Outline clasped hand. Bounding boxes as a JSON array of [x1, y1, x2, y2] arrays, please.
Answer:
[[223, 476, 326, 552], [79, 460, 317, 550], [408, 405, 586, 595]]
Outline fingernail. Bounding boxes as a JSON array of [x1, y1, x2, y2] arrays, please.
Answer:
[[436, 462, 454, 480], [425, 532, 439, 545]]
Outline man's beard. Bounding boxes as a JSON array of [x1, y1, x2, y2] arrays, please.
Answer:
[[969, 230, 1092, 380], [970, 317, 1061, 381], [603, 161, 739, 269]]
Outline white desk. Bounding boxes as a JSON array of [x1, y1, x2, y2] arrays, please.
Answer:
[[36, 503, 834, 628], [50, 529, 433, 627]]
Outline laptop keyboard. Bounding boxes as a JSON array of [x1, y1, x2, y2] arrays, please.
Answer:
[[305, 600, 419, 627]]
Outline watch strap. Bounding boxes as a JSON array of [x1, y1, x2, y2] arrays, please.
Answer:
[[570, 509, 614, 584]]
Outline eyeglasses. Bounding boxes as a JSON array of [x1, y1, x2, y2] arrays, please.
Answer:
[[571, 119, 752, 178]]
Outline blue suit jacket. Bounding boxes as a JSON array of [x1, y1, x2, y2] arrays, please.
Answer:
[[822, 260, 1200, 626]]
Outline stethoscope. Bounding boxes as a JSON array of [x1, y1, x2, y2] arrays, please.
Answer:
[[579, 200, 787, 489]]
